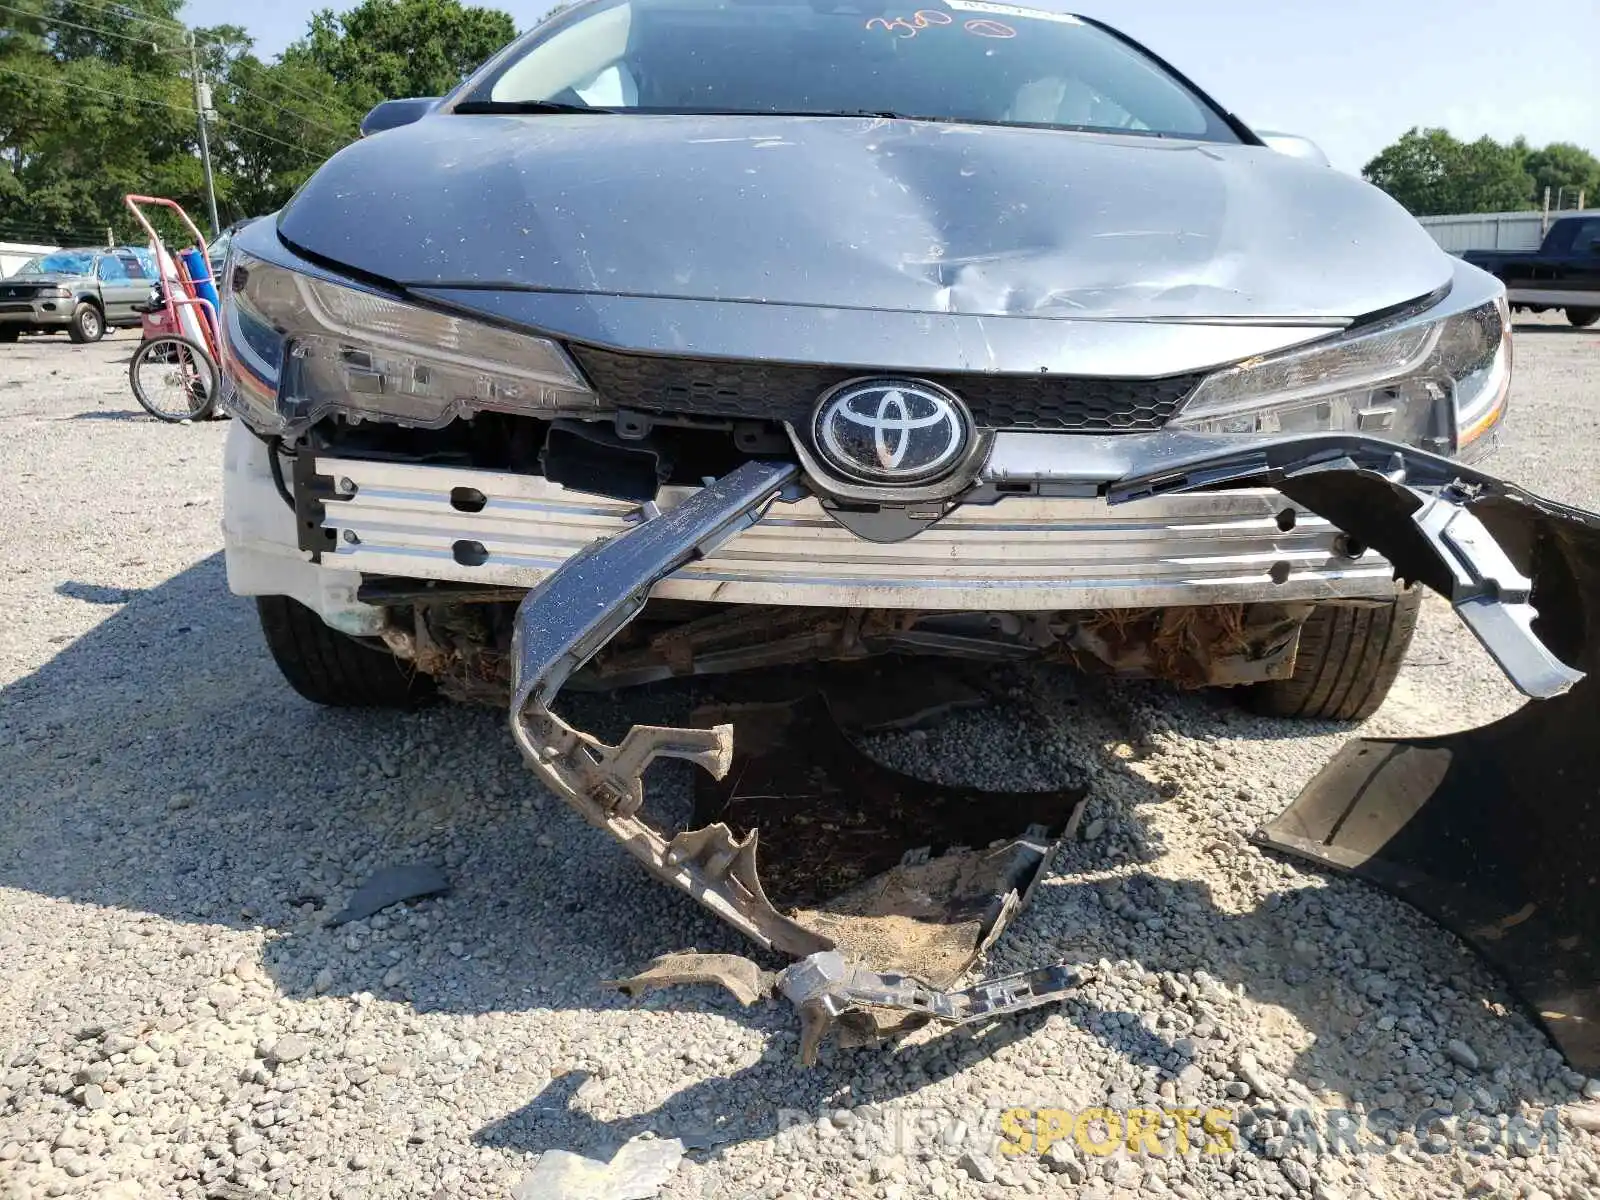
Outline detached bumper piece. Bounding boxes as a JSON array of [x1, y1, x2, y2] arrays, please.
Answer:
[[1252, 481, 1600, 1073], [1115, 442, 1600, 1071], [609, 951, 1089, 1067], [777, 954, 1089, 1066], [512, 440, 1600, 1074], [509, 460, 1088, 1060], [509, 460, 830, 962]]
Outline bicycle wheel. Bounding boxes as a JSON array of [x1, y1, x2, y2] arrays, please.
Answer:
[[129, 336, 218, 423]]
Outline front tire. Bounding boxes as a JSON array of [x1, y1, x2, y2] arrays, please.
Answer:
[[256, 596, 433, 709], [1242, 587, 1422, 721], [67, 302, 104, 343], [1568, 308, 1599, 329], [0, 327, 18, 343]]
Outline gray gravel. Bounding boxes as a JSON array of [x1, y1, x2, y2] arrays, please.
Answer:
[[1, 316, 1598, 1199]]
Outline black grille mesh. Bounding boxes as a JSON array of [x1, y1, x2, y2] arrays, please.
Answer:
[[568, 345, 1201, 432]]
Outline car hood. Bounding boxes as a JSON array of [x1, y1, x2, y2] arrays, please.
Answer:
[[279, 113, 1449, 322]]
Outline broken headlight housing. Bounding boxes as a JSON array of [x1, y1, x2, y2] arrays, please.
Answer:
[[218, 250, 597, 437], [1171, 294, 1511, 455]]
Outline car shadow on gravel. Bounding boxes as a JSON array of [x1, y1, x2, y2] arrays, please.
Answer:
[[66, 410, 165, 423], [55, 580, 145, 605], [0, 558, 1579, 1167]]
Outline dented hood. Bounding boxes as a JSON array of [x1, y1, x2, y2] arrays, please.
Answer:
[[279, 112, 1449, 321]]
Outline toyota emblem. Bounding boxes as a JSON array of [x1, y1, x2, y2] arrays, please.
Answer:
[[811, 378, 972, 485]]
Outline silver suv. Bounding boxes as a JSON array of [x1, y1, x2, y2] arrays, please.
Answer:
[[0, 246, 158, 343]]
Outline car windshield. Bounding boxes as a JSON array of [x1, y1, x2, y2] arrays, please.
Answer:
[[460, 0, 1236, 141], [16, 251, 96, 277]]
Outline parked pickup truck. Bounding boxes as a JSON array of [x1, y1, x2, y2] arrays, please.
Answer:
[[1463, 214, 1600, 328]]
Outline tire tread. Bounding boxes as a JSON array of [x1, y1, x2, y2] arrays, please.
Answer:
[[256, 596, 430, 708], [1245, 589, 1421, 721]]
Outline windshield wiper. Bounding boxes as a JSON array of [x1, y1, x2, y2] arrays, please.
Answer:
[[749, 109, 914, 119], [453, 100, 619, 115], [647, 107, 920, 120], [454, 102, 923, 120]]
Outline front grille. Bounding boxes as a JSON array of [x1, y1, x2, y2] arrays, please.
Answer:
[[0, 303, 33, 314], [567, 345, 1201, 432]]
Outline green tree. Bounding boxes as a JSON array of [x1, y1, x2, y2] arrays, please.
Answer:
[[208, 47, 364, 222], [1523, 142, 1600, 209], [1362, 127, 1535, 216], [289, 0, 517, 112], [0, 1, 366, 244], [0, 0, 201, 244]]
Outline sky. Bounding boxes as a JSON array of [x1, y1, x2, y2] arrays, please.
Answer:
[[180, 0, 1599, 174]]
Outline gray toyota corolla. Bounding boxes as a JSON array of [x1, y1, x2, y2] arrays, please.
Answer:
[[218, 0, 1600, 1062]]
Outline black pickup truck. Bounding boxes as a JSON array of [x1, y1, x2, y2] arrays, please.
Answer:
[[1463, 215, 1600, 328]]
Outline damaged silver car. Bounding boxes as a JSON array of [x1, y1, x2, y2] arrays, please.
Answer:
[[217, 0, 1600, 1070]]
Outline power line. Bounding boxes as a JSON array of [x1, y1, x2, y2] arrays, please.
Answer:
[[0, 226, 119, 247], [0, 1, 188, 53], [67, 0, 195, 39], [212, 114, 332, 165], [0, 61, 193, 114], [224, 69, 350, 140], [220, 51, 350, 124], [0, 214, 108, 234], [0, 225, 112, 244], [0, 62, 341, 165], [0, 239, 117, 252], [3, 4, 352, 147]]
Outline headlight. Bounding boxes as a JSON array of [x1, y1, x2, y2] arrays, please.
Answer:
[[219, 250, 596, 437], [1170, 295, 1511, 455], [45, 286, 72, 298]]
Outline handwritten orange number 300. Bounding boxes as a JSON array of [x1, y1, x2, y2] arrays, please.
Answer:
[[865, 12, 1015, 39], [864, 11, 949, 37]]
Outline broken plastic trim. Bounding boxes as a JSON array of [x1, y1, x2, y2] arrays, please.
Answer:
[[1119, 443, 1600, 1072], [508, 458, 1090, 1060], [605, 951, 1090, 1066], [1112, 440, 1582, 699], [509, 459, 831, 961], [1254, 486, 1600, 1073], [776, 952, 1090, 1066], [507, 439, 1598, 1068]]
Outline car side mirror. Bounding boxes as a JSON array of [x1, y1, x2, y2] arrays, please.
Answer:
[[1257, 130, 1331, 168], [360, 97, 439, 137]]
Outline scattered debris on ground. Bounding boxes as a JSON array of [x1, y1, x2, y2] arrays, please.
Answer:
[[2, 328, 1598, 1197]]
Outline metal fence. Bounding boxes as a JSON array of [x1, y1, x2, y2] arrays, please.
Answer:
[[1417, 210, 1600, 254]]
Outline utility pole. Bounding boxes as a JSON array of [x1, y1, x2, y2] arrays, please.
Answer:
[[188, 32, 221, 239]]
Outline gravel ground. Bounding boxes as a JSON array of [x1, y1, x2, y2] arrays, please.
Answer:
[[1, 316, 1598, 1200]]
